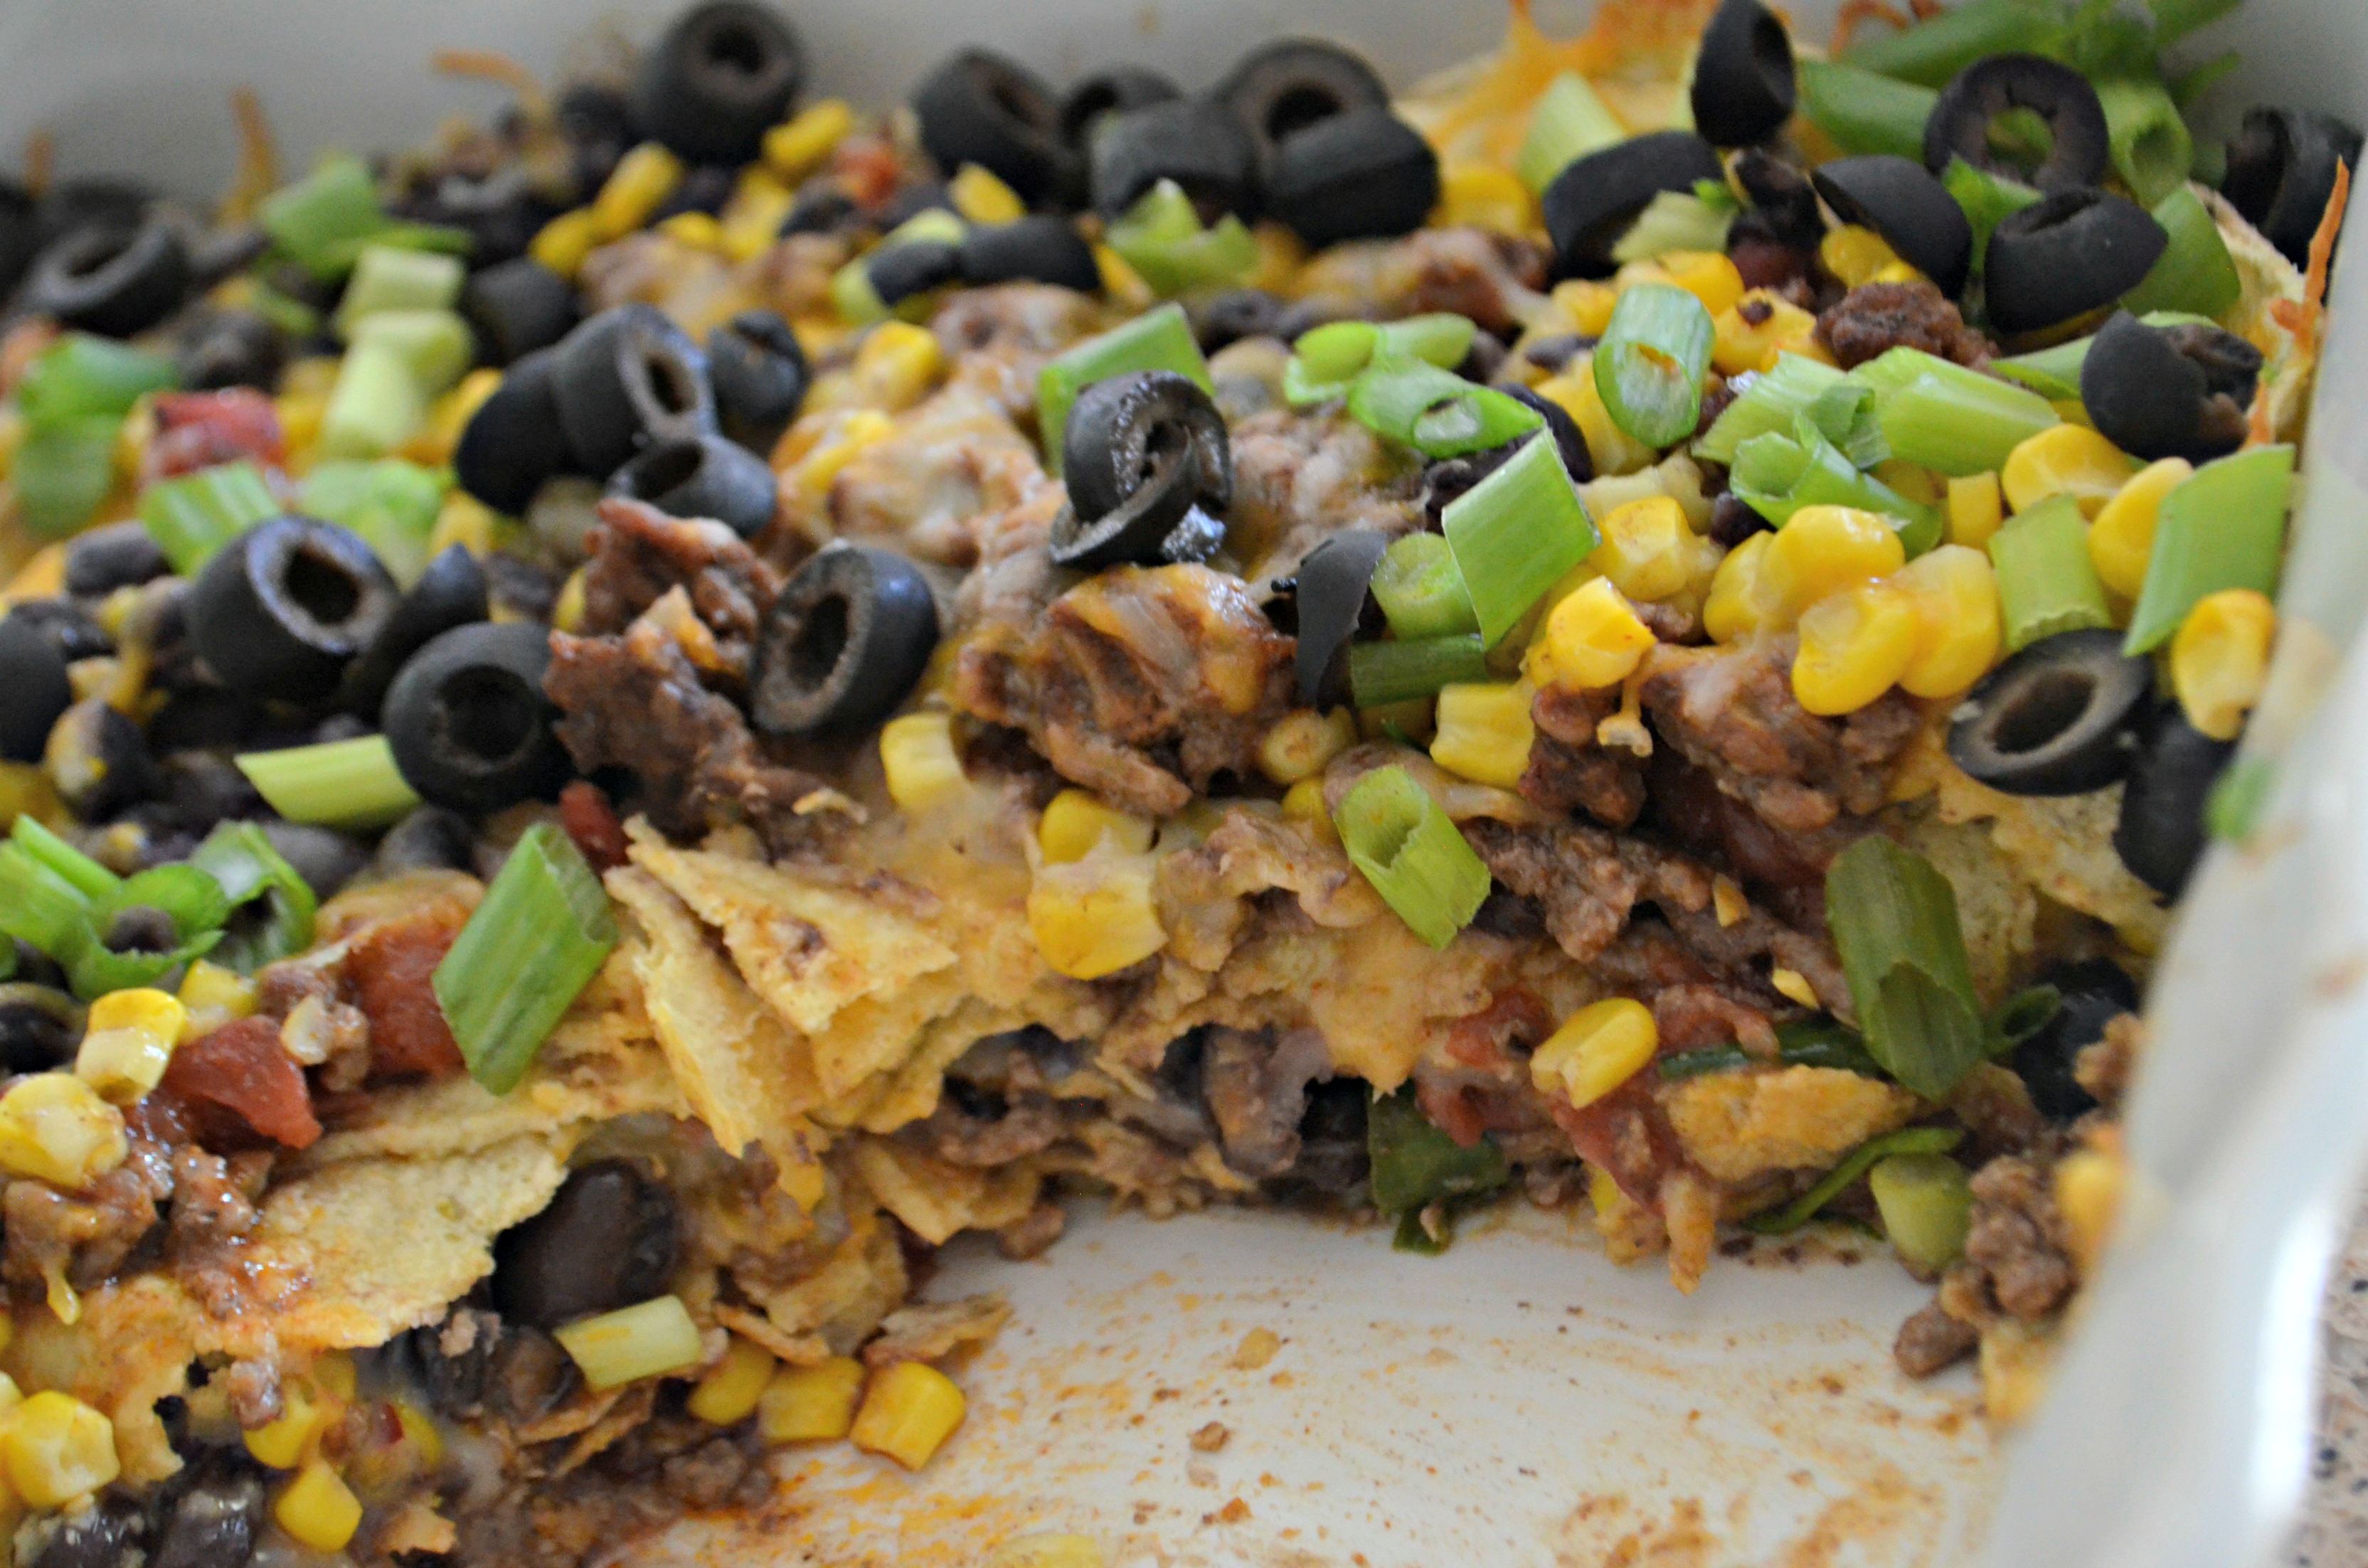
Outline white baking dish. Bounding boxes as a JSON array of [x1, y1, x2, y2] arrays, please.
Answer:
[[1, 2, 2360, 1563]]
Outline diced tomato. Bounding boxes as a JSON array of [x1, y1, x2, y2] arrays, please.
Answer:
[[558, 780, 630, 874], [144, 388, 285, 481], [830, 134, 904, 210], [1551, 1077, 1684, 1213], [161, 1016, 322, 1151], [346, 912, 467, 1079]]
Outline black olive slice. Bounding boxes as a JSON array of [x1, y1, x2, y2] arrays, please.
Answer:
[[1262, 109, 1441, 248], [2222, 106, 2366, 267], [957, 215, 1101, 292], [552, 304, 717, 477], [2011, 958, 2139, 1121], [1291, 529, 1389, 707], [341, 543, 491, 720], [1213, 39, 1390, 164], [748, 544, 941, 735], [1984, 189, 2167, 336], [1503, 388, 1595, 484], [461, 257, 579, 367], [2113, 704, 2234, 898], [0, 983, 80, 1074], [0, 612, 72, 763], [1061, 370, 1232, 525], [1046, 476, 1199, 574], [1690, 0, 1797, 149], [382, 622, 570, 812], [47, 698, 159, 819], [1541, 132, 1726, 280], [627, 1, 805, 166], [863, 241, 965, 313], [911, 49, 1073, 205], [1810, 155, 1975, 299], [706, 309, 809, 456], [1088, 98, 1260, 220], [175, 307, 287, 392], [455, 346, 580, 516], [1160, 507, 1228, 567], [2079, 311, 2262, 464], [1058, 66, 1182, 149], [20, 214, 191, 338], [189, 516, 399, 704], [607, 432, 780, 539], [1946, 629, 2152, 796], [1923, 53, 2111, 193]]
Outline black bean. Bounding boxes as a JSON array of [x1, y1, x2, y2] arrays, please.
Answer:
[[49, 698, 160, 818], [8, 597, 115, 663], [375, 804, 479, 876], [20, 213, 191, 338], [910, 49, 1073, 205], [2113, 704, 2234, 899], [21, 1493, 145, 1568], [147, 687, 260, 754], [64, 521, 169, 598], [260, 821, 370, 901], [1191, 288, 1293, 353], [0, 610, 74, 763], [187, 517, 398, 704], [1925, 53, 2111, 193], [1946, 629, 2152, 796], [1263, 109, 1440, 249], [2012, 959, 2138, 1121], [629, 2, 805, 166], [157, 752, 265, 832], [607, 432, 780, 540], [383, 622, 570, 813], [748, 544, 940, 735], [0, 985, 81, 1074], [492, 1159, 681, 1330], [149, 1461, 265, 1568]]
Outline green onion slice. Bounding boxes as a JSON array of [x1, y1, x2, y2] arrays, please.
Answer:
[[11, 818, 120, 901], [141, 460, 282, 577], [1593, 283, 1714, 449], [334, 243, 467, 338], [1348, 634, 1492, 708], [1989, 309, 2216, 400], [1987, 494, 2113, 652], [1797, 60, 1942, 161], [299, 459, 450, 587], [16, 417, 125, 538], [1988, 983, 2062, 1055], [2208, 754, 2276, 843], [1369, 532, 1481, 641], [1516, 71, 1628, 195], [2120, 186, 2244, 321], [1347, 360, 1542, 459], [1732, 415, 1941, 555], [435, 822, 619, 1095], [1367, 1085, 1509, 1217], [315, 340, 430, 462], [1868, 1151, 1975, 1271], [237, 735, 424, 831], [1697, 353, 1889, 469], [2124, 444, 2293, 654], [1940, 157, 2042, 277], [191, 822, 320, 972], [1440, 430, 1599, 646], [1839, 0, 2062, 87], [0, 843, 96, 961], [1657, 1017, 1886, 1082], [346, 309, 473, 396], [1333, 764, 1492, 949], [1036, 302, 1211, 476], [260, 153, 408, 280], [1865, 350, 2061, 476], [1288, 316, 1478, 408], [1747, 1125, 1965, 1236], [17, 335, 176, 426], [1107, 179, 1259, 297], [2094, 76, 2194, 208], [1824, 836, 1988, 1101], [1609, 191, 1736, 266]]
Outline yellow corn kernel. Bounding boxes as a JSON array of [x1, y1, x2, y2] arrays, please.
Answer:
[[3, 1392, 117, 1509], [687, 1337, 779, 1426], [1869, 258, 1926, 285], [1435, 162, 1534, 235], [274, 1461, 362, 1553], [1529, 577, 1656, 690], [758, 1356, 866, 1444], [1945, 470, 2005, 550], [1531, 997, 1660, 1111], [765, 100, 854, 181], [1703, 530, 1773, 644], [989, 1535, 1106, 1568], [1655, 250, 1746, 319], [1819, 225, 1902, 289], [1874, 459, 1945, 510], [2054, 1146, 2125, 1276], [552, 566, 590, 635], [2170, 587, 2276, 741], [554, 1295, 706, 1392], [1591, 495, 1694, 602], [1429, 682, 1536, 790], [849, 321, 945, 413], [1280, 777, 1339, 847], [719, 175, 797, 263], [2088, 457, 2192, 600], [392, 1401, 445, 1468], [429, 492, 502, 558], [1710, 289, 1820, 377], [0, 1074, 127, 1189], [950, 163, 1026, 225], [1037, 789, 1156, 863], [593, 142, 686, 240], [1793, 578, 1919, 716], [243, 1386, 322, 1470], [308, 1353, 356, 1403], [1550, 279, 1620, 337], [1711, 875, 1748, 927], [75, 988, 185, 1104], [1092, 242, 1156, 310], [1027, 856, 1167, 980], [1891, 544, 2003, 699], [880, 711, 967, 811], [529, 206, 603, 280], [1255, 708, 1356, 785], [2052, 398, 2094, 429], [0, 1373, 21, 1415], [0, 764, 60, 835], [1537, 362, 1653, 478], [656, 210, 725, 251], [851, 1361, 967, 1470], [4, 543, 68, 606], [1770, 966, 1820, 1008], [779, 407, 896, 506], [2002, 423, 2140, 519], [1759, 505, 1907, 624]]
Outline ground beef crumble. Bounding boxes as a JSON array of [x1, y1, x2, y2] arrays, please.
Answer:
[[1817, 280, 1996, 370]]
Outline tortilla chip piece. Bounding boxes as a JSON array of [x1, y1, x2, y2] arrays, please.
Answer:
[[1891, 804, 2039, 1004], [1664, 1067, 1923, 1185], [743, 1195, 910, 1357], [1930, 769, 2170, 952], [849, 1138, 1041, 1246], [627, 832, 956, 1038]]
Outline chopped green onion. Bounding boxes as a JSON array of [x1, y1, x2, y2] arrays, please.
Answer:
[[190, 821, 319, 971], [2124, 444, 2293, 654], [247, 278, 326, 341], [1369, 532, 1481, 641], [140, 460, 282, 576], [2208, 753, 2274, 843], [1367, 1084, 1508, 1217], [315, 341, 430, 461], [347, 309, 473, 396], [1732, 415, 1941, 554], [1823, 836, 1987, 1100], [1036, 302, 1211, 476], [1868, 1151, 1975, 1271], [70, 865, 230, 998], [2150, 0, 2243, 48], [1692, 177, 1744, 218], [10, 818, 118, 901], [237, 735, 423, 831], [94, 865, 231, 944], [2094, 77, 2194, 207], [1441, 430, 1599, 646], [2171, 50, 2243, 114], [1988, 494, 2113, 651], [1516, 72, 1628, 195], [1608, 191, 1736, 265], [435, 821, 619, 1095], [553, 1294, 705, 1390], [1286, 316, 1474, 407], [1940, 157, 2042, 277], [1657, 1017, 1886, 1081], [2119, 186, 2244, 320], [1348, 634, 1491, 708], [1593, 283, 1714, 449], [828, 257, 890, 326], [1797, 60, 1941, 160], [1989, 308, 2216, 398], [1105, 179, 1258, 297], [1697, 353, 1887, 468], [260, 154, 393, 280], [1988, 983, 2062, 1054], [14, 417, 122, 538], [0, 844, 95, 961], [17, 336, 176, 425], [334, 244, 467, 339], [1347, 361, 1542, 458], [1839, 0, 2062, 87], [1294, 321, 1382, 385], [1864, 349, 2061, 476], [1748, 1125, 1965, 1236], [1333, 764, 1492, 949], [299, 459, 450, 587]]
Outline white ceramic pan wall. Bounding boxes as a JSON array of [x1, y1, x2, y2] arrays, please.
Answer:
[[1, 4, 2363, 1564]]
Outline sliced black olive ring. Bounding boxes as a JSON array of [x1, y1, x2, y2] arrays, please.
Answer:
[[2222, 105, 2367, 267], [706, 309, 810, 455], [1053, 370, 1232, 575], [1689, 0, 1796, 149], [2012, 959, 2140, 1122], [863, 240, 965, 310], [1214, 38, 1389, 163], [455, 346, 581, 516], [1983, 189, 2167, 336], [341, 544, 492, 720], [19, 213, 191, 338], [551, 304, 716, 477], [1923, 53, 2111, 193], [911, 48, 1073, 205], [748, 544, 942, 736], [2113, 704, 2234, 899], [461, 256, 580, 367], [1262, 108, 1441, 249], [382, 622, 571, 813], [1945, 629, 2152, 796], [627, 1, 805, 166], [188, 516, 400, 705], [0, 612, 73, 763], [1088, 98, 1260, 220], [1541, 132, 1726, 280], [1058, 65, 1182, 149], [1810, 155, 1975, 299], [2079, 311, 2263, 464], [957, 215, 1102, 293], [607, 432, 781, 540], [1290, 529, 1390, 707]]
